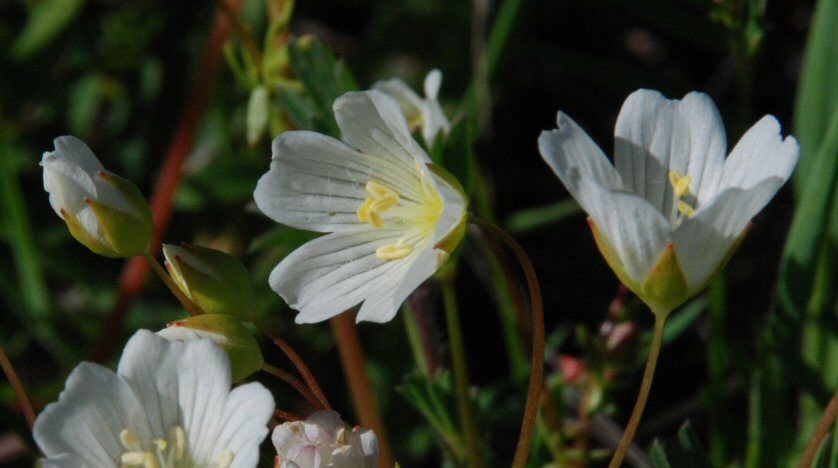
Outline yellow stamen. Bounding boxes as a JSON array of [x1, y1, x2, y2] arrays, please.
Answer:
[[376, 240, 413, 260], [669, 170, 696, 217], [357, 181, 400, 228]]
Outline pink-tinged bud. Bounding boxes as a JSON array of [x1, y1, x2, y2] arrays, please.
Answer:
[[558, 354, 587, 382], [272, 410, 379, 468]]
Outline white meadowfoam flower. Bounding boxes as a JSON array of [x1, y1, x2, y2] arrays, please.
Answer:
[[272, 410, 378, 468], [539, 89, 799, 315], [33, 330, 274, 468], [254, 90, 468, 324], [373, 69, 451, 144]]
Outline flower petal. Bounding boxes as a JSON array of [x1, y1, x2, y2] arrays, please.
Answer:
[[424, 69, 442, 100], [372, 78, 423, 118], [356, 247, 446, 323], [215, 382, 274, 468], [116, 330, 182, 439], [614, 90, 727, 218], [269, 228, 419, 323], [538, 111, 623, 207], [578, 178, 671, 284], [33, 363, 145, 466], [674, 178, 786, 288], [334, 90, 432, 165], [719, 115, 799, 192]]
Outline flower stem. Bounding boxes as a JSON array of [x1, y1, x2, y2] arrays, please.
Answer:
[[143, 253, 204, 317], [798, 385, 838, 468], [255, 321, 331, 410], [441, 273, 484, 468], [0, 344, 35, 429], [469, 215, 545, 468], [262, 363, 325, 410], [330, 313, 394, 467], [608, 315, 667, 468]]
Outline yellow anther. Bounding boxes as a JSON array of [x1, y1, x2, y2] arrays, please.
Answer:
[[120, 429, 141, 450], [171, 425, 187, 461], [214, 449, 235, 468], [677, 200, 696, 217], [153, 438, 167, 452], [669, 170, 692, 197], [336, 427, 347, 446], [120, 452, 147, 466], [357, 181, 400, 228], [376, 240, 413, 260]]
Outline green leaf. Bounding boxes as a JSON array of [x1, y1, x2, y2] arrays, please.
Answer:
[[650, 421, 714, 468], [812, 434, 835, 468], [396, 371, 465, 462], [10, 0, 86, 60]]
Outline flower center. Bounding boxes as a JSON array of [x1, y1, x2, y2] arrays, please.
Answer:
[[357, 181, 400, 229], [119, 426, 234, 468], [669, 170, 696, 218]]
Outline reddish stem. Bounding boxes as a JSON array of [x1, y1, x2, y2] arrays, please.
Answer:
[[89, 0, 243, 362], [262, 363, 324, 411]]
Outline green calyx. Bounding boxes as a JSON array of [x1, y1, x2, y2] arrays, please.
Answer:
[[163, 243, 257, 320], [427, 163, 469, 254]]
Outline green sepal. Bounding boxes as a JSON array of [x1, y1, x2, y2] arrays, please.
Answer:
[[427, 163, 469, 254], [85, 196, 151, 258], [163, 243, 257, 320], [641, 243, 689, 317], [163, 314, 263, 382]]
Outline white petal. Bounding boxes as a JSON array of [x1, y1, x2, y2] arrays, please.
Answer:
[[116, 331, 182, 439], [215, 382, 274, 468], [421, 100, 451, 144], [614, 90, 726, 218], [33, 363, 146, 466], [304, 410, 344, 442], [40, 454, 89, 468], [538, 112, 623, 212], [254, 131, 428, 232], [424, 69, 442, 100], [41, 153, 98, 218], [357, 428, 380, 468], [270, 228, 419, 323], [674, 178, 785, 288], [273, 423, 305, 454], [372, 78, 423, 119], [356, 247, 446, 323], [719, 115, 799, 192], [577, 178, 672, 284], [334, 91, 431, 166], [429, 169, 467, 245], [174, 338, 233, 463]]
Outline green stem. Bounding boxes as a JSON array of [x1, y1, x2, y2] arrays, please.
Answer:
[[798, 386, 838, 468], [0, 343, 35, 429], [469, 215, 545, 468], [608, 315, 667, 468], [442, 274, 484, 468], [707, 275, 730, 466], [143, 252, 204, 316]]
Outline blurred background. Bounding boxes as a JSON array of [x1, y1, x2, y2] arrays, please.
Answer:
[[1, 0, 834, 466]]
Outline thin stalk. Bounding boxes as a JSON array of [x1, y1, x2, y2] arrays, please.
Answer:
[[442, 274, 484, 468], [255, 321, 331, 410], [608, 315, 667, 468], [275, 408, 304, 422], [469, 215, 545, 468], [798, 386, 838, 468], [330, 313, 394, 467], [262, 363, 324, 410], [143, 253, 203, 317], [0, 344, 36, 429]]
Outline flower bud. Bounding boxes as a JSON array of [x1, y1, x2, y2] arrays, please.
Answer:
[[247, 86, 271, 147], [41, 136, 152, 258], [157, 314, 263, 382], [162, 243, 256, 319]]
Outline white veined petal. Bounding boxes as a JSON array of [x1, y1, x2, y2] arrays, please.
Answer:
[[39, 454, 88, 468], [254, 131, 427, 232], [674, 178, 785, 288], [356, 247, 446, 323], [272, 423, 303, 454], [175, 338, 232, 464], [538, 112, 623, 210], [269, 228, 417, 323], [41, 156, 97, 218], [52, 136, 105, 174], [424, 69, 442, 100], [334, 91, 432, 166], [421, 99, 451, 144], [429, 169, 467, 245], [719, 115, 799, 192], [116, 330, 182, 439], [214, 382, 274, 468], [577, 178, 672, 284], [671, 92, 727, 205], [371, 78, 424, 119], [33, 363, 146, 467]]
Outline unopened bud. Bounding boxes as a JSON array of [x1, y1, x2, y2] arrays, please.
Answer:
[[157, 314, 263, 382], [247, 86, 271, 147], [41, 136, 152, 258], [162, 243, 256, 319]]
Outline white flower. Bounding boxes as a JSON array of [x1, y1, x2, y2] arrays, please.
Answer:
[[41, 136, 152, 258], [254, 90, 467, 324], [373, 69, 451, 144], [33, 330, 274, 468], [538, 89, 799, 315], [272, 410, 378, 468]]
